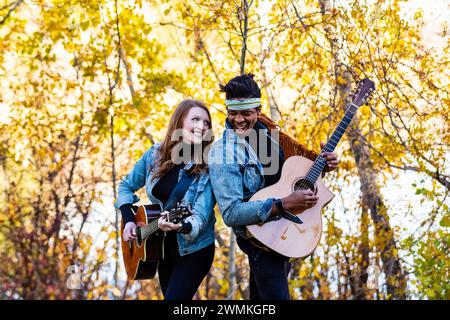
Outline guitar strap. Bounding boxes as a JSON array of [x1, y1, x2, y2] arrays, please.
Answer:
[[163, 171, 196, 211]]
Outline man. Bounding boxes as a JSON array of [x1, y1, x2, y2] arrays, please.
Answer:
[[208, 73, 339, 300]]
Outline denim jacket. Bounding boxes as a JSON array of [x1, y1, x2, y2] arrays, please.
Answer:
[[208, 121, 281, 239], [114, 142, 216, 256]]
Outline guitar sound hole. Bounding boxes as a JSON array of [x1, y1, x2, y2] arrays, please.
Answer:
[[294, 178, 316, 193]]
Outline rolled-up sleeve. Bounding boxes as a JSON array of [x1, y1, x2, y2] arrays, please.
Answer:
[[183, 179, 216, 241], [209, 163, 273, 227]]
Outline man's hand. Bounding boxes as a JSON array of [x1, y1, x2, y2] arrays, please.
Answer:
[[320, 142, 339, 172], [122, 222, 137, 242], [282, 190, 319, 211]]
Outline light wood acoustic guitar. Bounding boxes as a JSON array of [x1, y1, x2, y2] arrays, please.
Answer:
[[247, 78, 375, 258], [121, 204, 191, 280]]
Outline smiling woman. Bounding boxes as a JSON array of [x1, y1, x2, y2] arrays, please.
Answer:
[[114, 98, 216, 300], [152, 99, 213, 179]]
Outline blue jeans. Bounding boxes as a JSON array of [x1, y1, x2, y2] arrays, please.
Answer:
[[237, 236, 291, 300]]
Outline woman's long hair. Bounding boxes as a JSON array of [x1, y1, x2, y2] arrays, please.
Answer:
[[152, 99, 214, 180]]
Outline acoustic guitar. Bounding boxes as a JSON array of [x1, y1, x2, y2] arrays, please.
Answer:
[[247, 78, 375, 258], [121, 204, 191, 280]]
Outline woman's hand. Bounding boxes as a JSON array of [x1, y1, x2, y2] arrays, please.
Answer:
[[122, 222, 137, 242], [158, 211, 182, 232]]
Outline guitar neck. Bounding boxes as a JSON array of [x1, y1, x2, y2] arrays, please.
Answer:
[[139, 210, 183, 240], [305, 103, 359, 183], [140, 219, 160, 239]]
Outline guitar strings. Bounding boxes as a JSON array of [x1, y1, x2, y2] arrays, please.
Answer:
[[140, 209, 184, 238], [296, 154, 325, 191], [295, 140, 331, 192]]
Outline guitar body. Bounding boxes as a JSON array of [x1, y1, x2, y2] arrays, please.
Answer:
[[247, 156, 335, 258], [121, 204, 164, 280]]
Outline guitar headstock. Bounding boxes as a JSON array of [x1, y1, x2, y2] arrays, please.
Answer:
[[167, 204, 193, 224], [351, 78, 375, 108]]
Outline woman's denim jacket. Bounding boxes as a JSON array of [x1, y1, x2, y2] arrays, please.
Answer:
[[114, 142, 216, 256], [208, 121, 281, 239]]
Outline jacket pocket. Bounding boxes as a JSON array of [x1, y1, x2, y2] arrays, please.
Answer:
[[189, 181, 206, 204], [243, 163, 261, 194]]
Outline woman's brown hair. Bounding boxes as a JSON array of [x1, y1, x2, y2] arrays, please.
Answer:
[[152, 99, 214, 180]]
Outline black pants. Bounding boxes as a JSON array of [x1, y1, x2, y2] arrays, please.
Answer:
[[158, 232, 215, 300], [237, 236, 291, 300]]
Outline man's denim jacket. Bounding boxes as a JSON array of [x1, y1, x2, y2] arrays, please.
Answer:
[[114, 142, 216, 256], [208, 121, 281, 239]]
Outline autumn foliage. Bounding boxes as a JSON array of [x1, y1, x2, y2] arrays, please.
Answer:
[[0, 0, 448, 300]]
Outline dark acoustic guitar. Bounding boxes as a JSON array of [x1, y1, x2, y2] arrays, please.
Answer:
[[121, 204, 192, 280]]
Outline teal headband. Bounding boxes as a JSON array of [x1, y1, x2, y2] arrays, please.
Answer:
[[225, 98, 261, 110]]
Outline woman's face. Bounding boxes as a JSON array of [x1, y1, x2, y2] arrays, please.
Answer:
[[182, 107, 211, 144]]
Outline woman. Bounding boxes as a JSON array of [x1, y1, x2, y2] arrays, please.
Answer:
[[114, 99, 215, 300]]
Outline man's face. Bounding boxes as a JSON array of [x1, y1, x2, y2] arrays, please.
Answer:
[[227, 107, 261, 135]]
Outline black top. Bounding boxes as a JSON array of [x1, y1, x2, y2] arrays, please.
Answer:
[[152, 164, 184, 259], [246, 122, 285, 189], [153, 163, 184, 206], [120, 204, 135, 225]]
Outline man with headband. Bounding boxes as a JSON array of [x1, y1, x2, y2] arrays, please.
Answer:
[[208, 73, 339, 300]]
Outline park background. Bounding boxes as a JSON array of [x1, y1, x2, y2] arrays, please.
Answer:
[[0, 0, 449, 299]]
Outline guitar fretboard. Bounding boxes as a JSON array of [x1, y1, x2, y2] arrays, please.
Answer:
[[305, 103, 358, 183], [140, 210, 185, 240]]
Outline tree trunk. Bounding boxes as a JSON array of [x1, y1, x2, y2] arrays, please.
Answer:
[[339, 68, 407, 299], [225, 0, 254, 300], [355, 207, 370, 299], [227, 232, 237, 299], [318, 0, 406, 299]]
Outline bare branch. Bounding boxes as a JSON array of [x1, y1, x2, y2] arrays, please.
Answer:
[[0, 0, 23, 25]]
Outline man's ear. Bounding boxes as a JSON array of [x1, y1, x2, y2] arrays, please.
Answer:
[[256, 106, 262, 118]]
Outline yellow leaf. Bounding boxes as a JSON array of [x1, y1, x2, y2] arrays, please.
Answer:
[[337, 75, 347, 85], [111, 287, 122, 297]]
